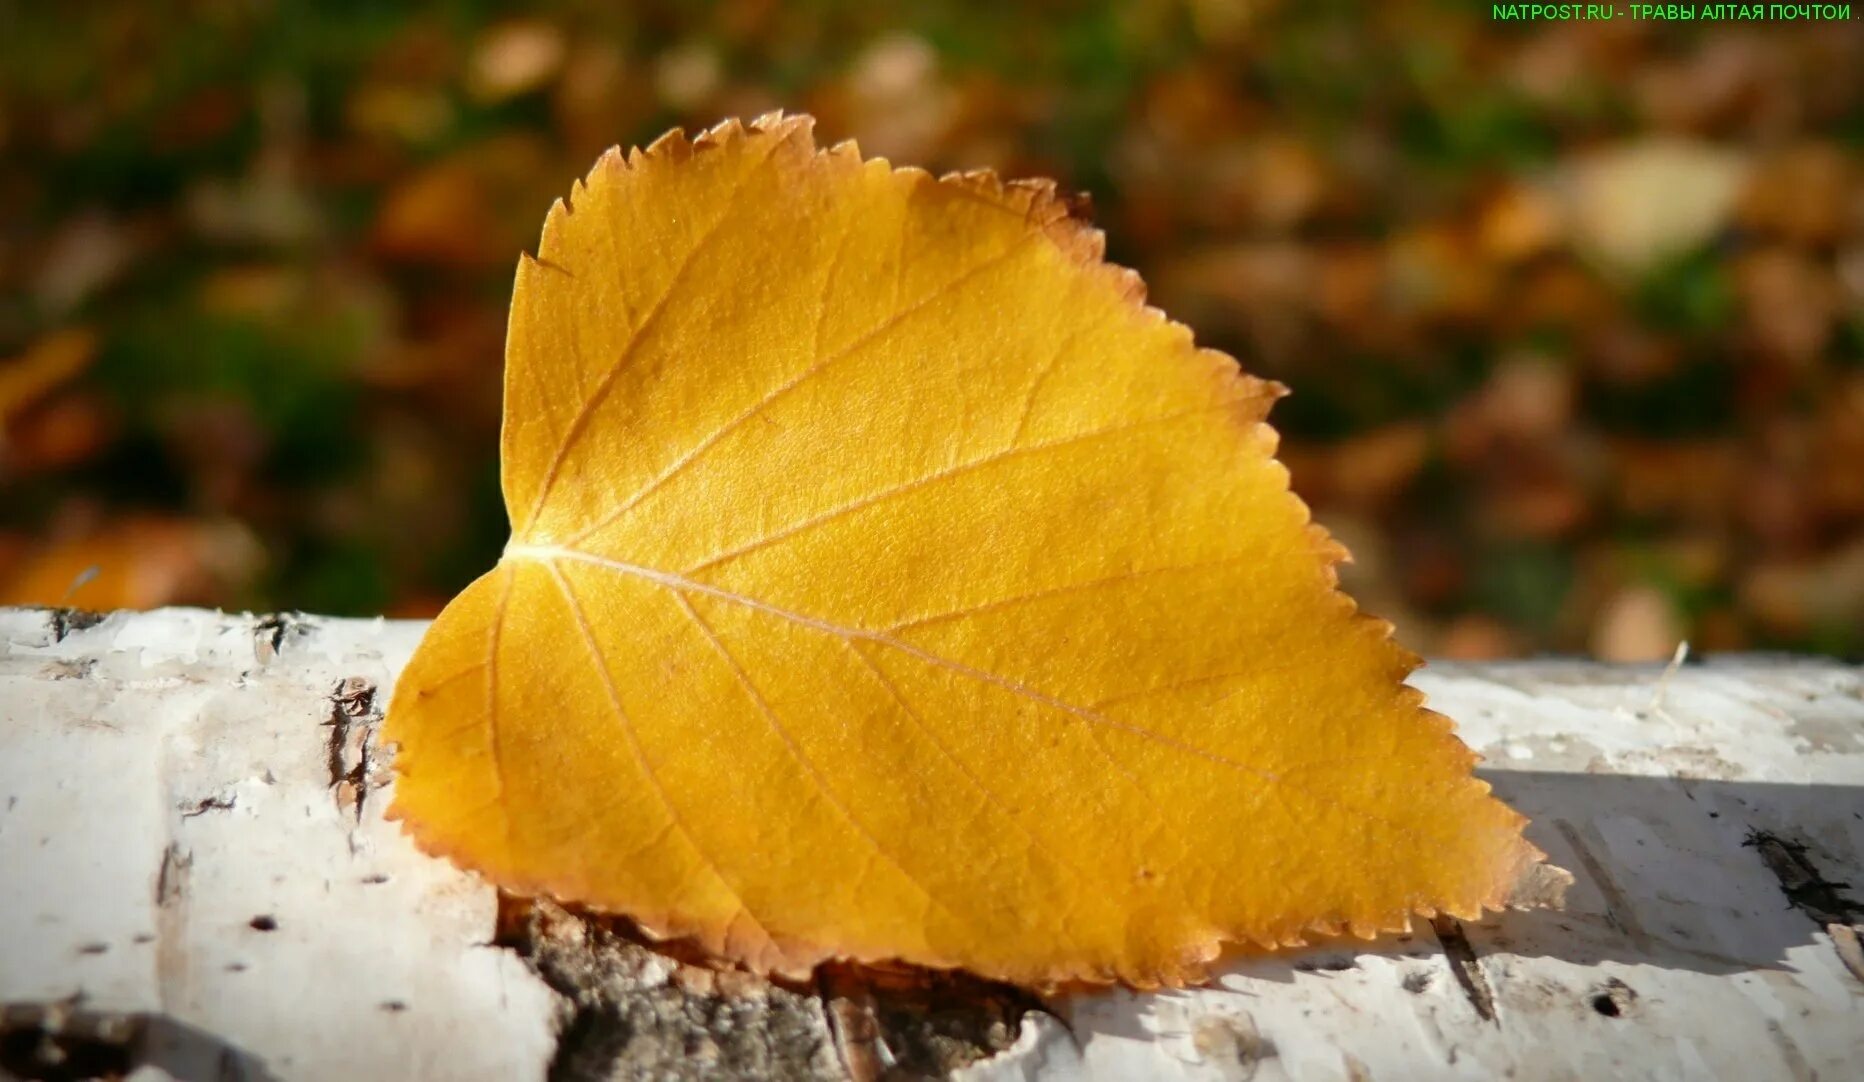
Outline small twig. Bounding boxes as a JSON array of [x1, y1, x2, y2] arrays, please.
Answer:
[[1646, 639, 1689, 721]]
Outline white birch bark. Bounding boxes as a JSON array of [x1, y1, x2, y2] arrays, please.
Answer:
[[2, 607, 1859, 1080]]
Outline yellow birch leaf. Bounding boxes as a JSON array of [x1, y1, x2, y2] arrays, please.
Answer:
[[384, 114, 1555, 987]]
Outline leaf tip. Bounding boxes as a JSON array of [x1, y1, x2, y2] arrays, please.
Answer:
[[643, 125, 692, 161]]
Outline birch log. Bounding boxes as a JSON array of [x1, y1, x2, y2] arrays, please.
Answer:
[[1, 606, 1859, 1081]]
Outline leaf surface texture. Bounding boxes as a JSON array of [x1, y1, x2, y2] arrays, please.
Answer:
[[385, 115, 1545, 986]]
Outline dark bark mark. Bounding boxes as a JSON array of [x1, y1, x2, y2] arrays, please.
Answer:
[[42, 658, 96, 680], [324, 678, 380, 821], [155, 844, 190, 908], [1587, 978, 1638, 1018], [180, 793, 236, 818], [253, 613, 311, 662], [45, 608, 105, 644], [494, 896, 837, 1082], [1746, 830, 1864, 983], [1748, 830, 1864, 926], [1429, 916, 1497, 1023], [1554, 819, 1651, 949], [816, 962, 1047, 1081], [492, 895, 1046, 1081], [1190, 1012, 1277, 1079]]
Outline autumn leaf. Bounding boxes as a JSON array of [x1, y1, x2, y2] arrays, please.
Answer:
[[0, 515, 254, 610], [383, 114, 1556, 987], [0, 328, 95, 427]]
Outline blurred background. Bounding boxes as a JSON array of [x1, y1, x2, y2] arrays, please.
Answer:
[[1, 2, 1860, 659]]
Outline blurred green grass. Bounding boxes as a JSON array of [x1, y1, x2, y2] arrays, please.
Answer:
[[2, 0, 1859, 659]]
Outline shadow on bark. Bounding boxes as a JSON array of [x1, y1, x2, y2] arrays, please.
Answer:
[[0, 1001, 278, 1082]]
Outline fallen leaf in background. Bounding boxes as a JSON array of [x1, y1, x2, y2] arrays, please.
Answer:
[[372, 134, 558, 268], [0, 329, 96, 427], [1744, 539, 1864, 640], [1591, 584, 1684, 664], [1, 392, 114, 475], [467, 19, 566, 104], [384, 114, 1558, 987], [1561, 138, 1748, 278], [1739, 142, 1853, 247], [0, 515, 259, 610]]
